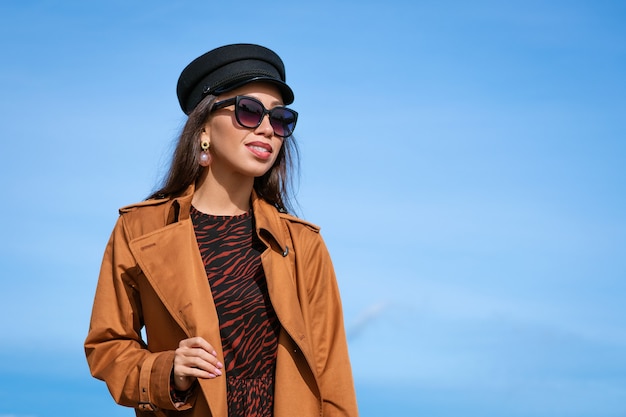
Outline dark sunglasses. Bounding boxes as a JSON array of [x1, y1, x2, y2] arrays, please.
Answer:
[[211, 96, 298, 138]]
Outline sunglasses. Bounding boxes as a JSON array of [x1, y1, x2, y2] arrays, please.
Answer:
[[211, 96, 298, 138]]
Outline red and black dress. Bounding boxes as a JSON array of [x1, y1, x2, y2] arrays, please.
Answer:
[[191, 206, 281, 417]]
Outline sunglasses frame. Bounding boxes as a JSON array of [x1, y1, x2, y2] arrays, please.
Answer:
[[211, 95, 298, 138]]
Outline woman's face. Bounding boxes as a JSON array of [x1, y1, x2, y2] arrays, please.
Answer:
[[202, 83, 286, 180]]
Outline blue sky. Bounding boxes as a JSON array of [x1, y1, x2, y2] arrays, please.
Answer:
[[1, 1, 625, 416]]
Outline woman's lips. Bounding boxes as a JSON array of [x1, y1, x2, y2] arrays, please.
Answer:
[[246, 142, 273, 159]]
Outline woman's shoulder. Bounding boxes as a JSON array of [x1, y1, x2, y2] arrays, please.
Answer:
[[114, 196, 174, 238], [277, 211, 320, 233], [118, 195, 171, 214], [254, 195, 321, 234]]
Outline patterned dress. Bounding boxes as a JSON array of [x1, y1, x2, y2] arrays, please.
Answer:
[[191, 206, 280, 417]]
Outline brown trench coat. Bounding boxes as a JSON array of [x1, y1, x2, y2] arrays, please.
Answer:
[[84, 185, 359, 417]]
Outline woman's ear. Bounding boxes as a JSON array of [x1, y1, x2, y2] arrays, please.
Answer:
[[201, 120, 212, 137]]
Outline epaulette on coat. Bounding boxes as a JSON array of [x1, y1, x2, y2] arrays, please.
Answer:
[[118, 196, 170, 214], [278, 211, 321, 233]]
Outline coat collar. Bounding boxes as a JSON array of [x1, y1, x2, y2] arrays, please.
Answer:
[[165, 184, 289, 254]]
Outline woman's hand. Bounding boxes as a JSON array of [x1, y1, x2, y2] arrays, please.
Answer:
[[173, 337, 224, 391]]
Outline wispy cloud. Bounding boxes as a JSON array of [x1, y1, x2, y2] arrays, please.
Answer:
[[347, 301, 390, 341]]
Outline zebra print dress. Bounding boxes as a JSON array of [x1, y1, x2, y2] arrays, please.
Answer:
[[191, 206, 281, 417]]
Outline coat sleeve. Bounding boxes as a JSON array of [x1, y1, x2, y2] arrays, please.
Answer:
[[299, 230, 359, 417], [84, 216, 195, 412]]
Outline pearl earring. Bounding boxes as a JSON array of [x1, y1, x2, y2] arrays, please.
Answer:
[[199, 140, 211, 167]]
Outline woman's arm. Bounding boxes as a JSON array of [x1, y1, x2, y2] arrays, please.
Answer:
[[84, 216, 191, 412], [301, 232, 359, 417]]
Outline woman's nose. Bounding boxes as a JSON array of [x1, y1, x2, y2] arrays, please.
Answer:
[[256, 113, 274, 137]]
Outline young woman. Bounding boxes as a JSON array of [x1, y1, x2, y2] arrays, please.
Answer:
[[85, 44, 358, 417]]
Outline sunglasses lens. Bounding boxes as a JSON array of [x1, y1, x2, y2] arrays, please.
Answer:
[[269, 108, 297, 137], [236, 98, 264, 128], [232, 97, 297, 137]]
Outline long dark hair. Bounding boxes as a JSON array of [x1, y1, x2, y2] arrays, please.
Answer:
[[149, 94, 300, 213]]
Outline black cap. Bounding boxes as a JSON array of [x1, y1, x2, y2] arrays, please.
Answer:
[[176, 43, 294, 115]]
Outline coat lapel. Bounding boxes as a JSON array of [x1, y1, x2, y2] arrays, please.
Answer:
[[262, 250, 313, 362], [253, 197, 316, 370], [129, 219, 218, 338], [128, 217, 228, 417]]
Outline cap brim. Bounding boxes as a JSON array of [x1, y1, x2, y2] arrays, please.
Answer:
[[211, 76, 294, 105]]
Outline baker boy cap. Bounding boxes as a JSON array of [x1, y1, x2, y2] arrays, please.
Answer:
[[176, 43, 294, 115]]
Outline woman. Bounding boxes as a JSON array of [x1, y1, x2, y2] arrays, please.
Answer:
[[85, 43, 359, 417]]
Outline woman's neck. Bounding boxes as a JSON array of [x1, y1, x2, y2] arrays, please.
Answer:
[[192, 169, 254, 215]]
